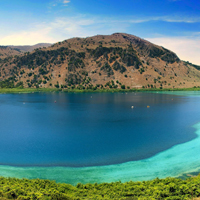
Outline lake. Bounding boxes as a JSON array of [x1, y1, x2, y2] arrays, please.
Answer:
[[0, 91, 200, 184]]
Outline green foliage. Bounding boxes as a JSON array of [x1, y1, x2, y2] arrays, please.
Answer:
[[28, 72, 33, 77], [0, 77, 15, 88], [113, 61, 126, 73], [11, 47, 70, 69], [161, 52, 180, 64], [109, 56, 117, 63], [121, 51, 141, 69], [121, 85, 126, 89], [15, 81, 24, 88], [89, 46, 112, 59], [39, 68, 48, 75], [149, 46, 180, 64], [65, 73, 83, 85], [149, 46, 165, 58], [81, 71, 88, 76], [76, 52, 85, 59], [68, 56, 85, 72], [1, 175, 200, 199], [54, 81, 59, 88], [100, 62, 114, 77], [89, 46, 141, 69], [184, 61, 200, 71], [20, 70, 25, 75], [139, 68, 145, 74]]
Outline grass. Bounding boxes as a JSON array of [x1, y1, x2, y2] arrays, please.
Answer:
[[0, 88, 62, 94], [1, 87, 200, 94]]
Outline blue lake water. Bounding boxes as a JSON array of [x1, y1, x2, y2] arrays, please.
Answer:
[[1, 91, 200, 184]]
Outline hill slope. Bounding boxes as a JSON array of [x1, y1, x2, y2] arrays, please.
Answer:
[[0, 46, 22, 59], [0, 33, 200, 89]]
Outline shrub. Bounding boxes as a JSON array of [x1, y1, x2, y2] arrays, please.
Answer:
[[121, 85, 125, 89]]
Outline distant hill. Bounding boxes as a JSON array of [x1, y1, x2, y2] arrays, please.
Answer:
[[8, 43, 52, 52], [0, 33, 200, 89], [0, 46, 22, 59], [0, 43, 52, 59]]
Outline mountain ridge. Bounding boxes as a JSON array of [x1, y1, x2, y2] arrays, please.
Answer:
[[0, 33, 200, 89]]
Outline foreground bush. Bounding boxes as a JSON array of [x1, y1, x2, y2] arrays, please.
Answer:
[[1, 175, 200, 199]]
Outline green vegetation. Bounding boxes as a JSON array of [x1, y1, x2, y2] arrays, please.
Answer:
[[149, 46, 180, 64], [1, 86, 200, 94], [139, 67, 145, 74], [0, 77, 15, 88], [68, 56, 85, 72], [113, 61, 126, 73], [100, 62, 114, 77], [1, 175, 200, 199], [89, 46, 142, 69], [184, 61, 200, 70], [65, 73, 83, 85], [121, 85, 126, 89], [0, 88, 62, 94]]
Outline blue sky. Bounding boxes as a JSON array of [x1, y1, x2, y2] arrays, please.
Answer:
[[0, 0, 200, 64]]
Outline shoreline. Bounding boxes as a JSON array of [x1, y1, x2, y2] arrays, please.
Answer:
[[0, 87, 200, 94]]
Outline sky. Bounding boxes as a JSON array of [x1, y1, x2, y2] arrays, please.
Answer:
[[0, 0, 200, 64]]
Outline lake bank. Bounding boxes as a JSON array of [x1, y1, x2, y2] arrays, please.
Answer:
[[1, 86, 200, 94]]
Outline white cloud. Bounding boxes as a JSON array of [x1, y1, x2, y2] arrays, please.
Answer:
[[0, 16, 117, 45], [146, 36, 200, 65], [0, 14, 200, 66], [63, 0, 70, 4], [47, 16, 130, 40], [128, 16, 200, 24], [0, 27, 56, 45]]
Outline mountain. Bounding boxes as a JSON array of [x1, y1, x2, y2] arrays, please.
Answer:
[[8, 43, 52, 53], [0, 33, 200, 89], [0, 46, 22, 59]]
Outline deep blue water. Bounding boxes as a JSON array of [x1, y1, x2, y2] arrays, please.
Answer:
[[0, 92, 199, 168]]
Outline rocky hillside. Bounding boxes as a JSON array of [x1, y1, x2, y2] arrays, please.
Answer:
[[0, 46, 22, 59], [0, 33, 200, 89]]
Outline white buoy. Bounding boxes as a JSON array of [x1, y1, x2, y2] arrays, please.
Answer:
[[131, 106, 134, 109]]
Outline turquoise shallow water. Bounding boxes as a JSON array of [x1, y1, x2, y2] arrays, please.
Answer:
[[0, 91, 200, 184], [1, 122, 200, 185], [152, 90, 200, 96]]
